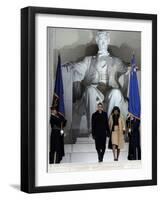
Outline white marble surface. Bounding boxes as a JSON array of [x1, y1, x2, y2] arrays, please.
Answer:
[[48, 136, 141, 173], [62, 151, 128, 163], [60, 137, 129, 163], [48, 160, 141, 173], [64, 137, 128, 154]]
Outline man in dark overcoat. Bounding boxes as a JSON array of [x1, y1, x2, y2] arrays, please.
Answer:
[[126, 115, 141, 160], [91, 102, 110, 162]]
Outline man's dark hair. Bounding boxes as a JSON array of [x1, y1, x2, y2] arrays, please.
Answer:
[[97, 102, 103, 106]]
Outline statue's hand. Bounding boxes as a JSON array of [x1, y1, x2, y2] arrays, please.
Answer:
[[110, 82, 119, 89]]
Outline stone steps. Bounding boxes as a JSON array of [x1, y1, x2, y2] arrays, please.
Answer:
[[64, 137, 129, 153], [62, 136, 129, 163], [61, 151, 129, 163], [76, 136, 94, 144]]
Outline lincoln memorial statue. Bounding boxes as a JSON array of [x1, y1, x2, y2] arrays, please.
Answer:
[[48, 29, 141, 144]]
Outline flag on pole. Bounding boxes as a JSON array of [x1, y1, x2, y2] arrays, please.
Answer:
[[52, 54, 65, 116], [128, 55, 141, 119]]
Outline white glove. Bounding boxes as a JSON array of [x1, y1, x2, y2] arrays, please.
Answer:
[[60, 129, 64, 135]]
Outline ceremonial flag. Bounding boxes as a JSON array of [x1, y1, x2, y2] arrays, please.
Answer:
[[52, 54, 65, 116], [128, 55, 141, 119]]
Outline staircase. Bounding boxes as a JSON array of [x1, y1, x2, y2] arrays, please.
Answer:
[[61, 136, 129, 163]]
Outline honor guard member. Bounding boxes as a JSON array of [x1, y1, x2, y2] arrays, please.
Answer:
[[49, 107, 67, 164]]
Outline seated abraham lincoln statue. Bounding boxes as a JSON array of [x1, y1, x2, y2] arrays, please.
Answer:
[[72, 31, 128, 133]]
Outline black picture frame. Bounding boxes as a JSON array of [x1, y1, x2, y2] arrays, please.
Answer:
[[21, 6, 157, 193]]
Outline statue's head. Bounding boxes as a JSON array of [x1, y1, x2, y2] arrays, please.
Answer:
[[95, 31, 110, 52]]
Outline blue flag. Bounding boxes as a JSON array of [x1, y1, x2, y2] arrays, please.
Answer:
[[52, 54, 65, 116], [128, 55, 140, 119]]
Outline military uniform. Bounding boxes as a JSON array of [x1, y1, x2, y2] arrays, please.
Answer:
[[49, 114, 67, 164]]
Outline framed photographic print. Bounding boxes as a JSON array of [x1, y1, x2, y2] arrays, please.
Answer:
[[21, 6, 157, 193]]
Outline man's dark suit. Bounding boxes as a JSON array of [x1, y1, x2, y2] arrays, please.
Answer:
[[92, 111, 110, 162]]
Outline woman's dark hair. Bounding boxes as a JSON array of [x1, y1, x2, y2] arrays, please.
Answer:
[[111, 106, 120, 116]]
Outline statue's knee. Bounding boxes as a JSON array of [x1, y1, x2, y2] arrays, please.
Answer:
[[107, 89, 122, 101], [85, 86, 95, 95], [112, 89, 122, 97]]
